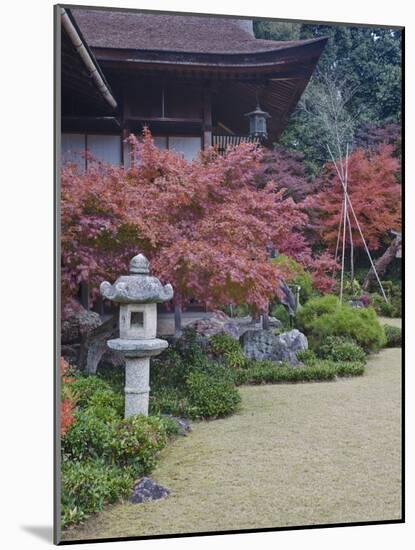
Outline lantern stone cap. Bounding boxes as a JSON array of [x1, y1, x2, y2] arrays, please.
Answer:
[[107, 337, 168, 357], [130, 254, 150, 274], [100, 254, 174, 304]]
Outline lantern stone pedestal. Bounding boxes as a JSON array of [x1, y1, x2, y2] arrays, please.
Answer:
[[100, 254, 173, 418]]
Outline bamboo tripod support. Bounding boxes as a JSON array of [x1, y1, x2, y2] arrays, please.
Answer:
[[327, 144, 388, 304]]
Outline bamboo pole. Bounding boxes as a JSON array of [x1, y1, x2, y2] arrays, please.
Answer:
[[327, 145, 388, 303], [339, 183, 347, 303]]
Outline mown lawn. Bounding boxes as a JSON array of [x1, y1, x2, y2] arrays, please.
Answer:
[[63, 342, 402, 541]]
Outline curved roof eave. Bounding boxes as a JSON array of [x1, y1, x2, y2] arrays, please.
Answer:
[[92, 37, 328, 72]]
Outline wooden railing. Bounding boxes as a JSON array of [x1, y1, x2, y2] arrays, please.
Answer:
[[212, 134, 260, 154]]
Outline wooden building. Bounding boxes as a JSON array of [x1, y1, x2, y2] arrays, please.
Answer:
[[60, 7, 327, 166]]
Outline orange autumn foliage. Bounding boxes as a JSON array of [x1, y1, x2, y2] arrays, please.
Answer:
[[308, 145, 401, 252]]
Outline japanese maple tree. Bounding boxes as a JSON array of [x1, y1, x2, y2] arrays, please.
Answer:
[[308, 144, 401, 252], [254, 145, 318, 202], [61, 129, 336, 312]]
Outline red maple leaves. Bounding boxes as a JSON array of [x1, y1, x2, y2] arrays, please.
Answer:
[[61, 129, 338, 311], [308, 145, 401, 252]]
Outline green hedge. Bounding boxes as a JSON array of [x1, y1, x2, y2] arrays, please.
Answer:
[[234, 362, 336, 384], [150, 329, 241, 419], [233, 358, 365, 385], [317, 336, 366, 363], [185, 371, 241, 419]]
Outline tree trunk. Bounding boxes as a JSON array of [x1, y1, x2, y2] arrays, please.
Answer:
[[262, 311, 270, 330], [362, 236, 401, 291], [79, 315, 123, 374], [174, 299, 182, 337]]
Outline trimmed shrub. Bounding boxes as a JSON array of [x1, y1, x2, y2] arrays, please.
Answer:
[[208, 332, 247, 369], [62, 412, 168, 475], [62, 410, 116, 461], [369, 284, 402, 318], [233, 358, 365, 385], [86, 389, 124, 418], [333, 361, 365, 377], [309, 306, 386, 351], [111, 415, 168, 473], [61, 458, 133, 528], [234, 361, 337, 384], [70, 376, 113, 408], [185, 372, 241, 419], [151, 329, 211, 392], [378, 301, 396, 317], [150, 329, 241, 419], [297, 296, 385, 352], [149, 388, 187, 417], [384, 325, 402, 347], [317, 336, 366, 363], [159, 416, 180, 438], [296, 295, 339, 333]]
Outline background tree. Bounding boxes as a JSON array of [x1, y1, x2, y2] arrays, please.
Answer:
[[254, 145, 317, 202], [254, 21, 402, 172]]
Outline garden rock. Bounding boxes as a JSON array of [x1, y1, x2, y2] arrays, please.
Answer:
[[185, 310, 239, 339], [130, 477, 170, 504], [349, 299, 364, 308], [61, 304, 102, 344], [185, 310, 262, 340], [162, 415, 192, 436], [240, 329, 308, 365]]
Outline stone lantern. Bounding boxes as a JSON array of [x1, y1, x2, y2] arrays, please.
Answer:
[[100, 254, 174, 417]]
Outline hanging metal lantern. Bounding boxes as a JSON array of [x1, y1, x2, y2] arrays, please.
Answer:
[[244, 102, 271, 141]]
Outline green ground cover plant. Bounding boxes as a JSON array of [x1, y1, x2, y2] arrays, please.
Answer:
[[61, 459, 133, 528]]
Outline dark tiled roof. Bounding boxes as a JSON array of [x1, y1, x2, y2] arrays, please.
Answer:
[[71, 9, 315, 54]]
